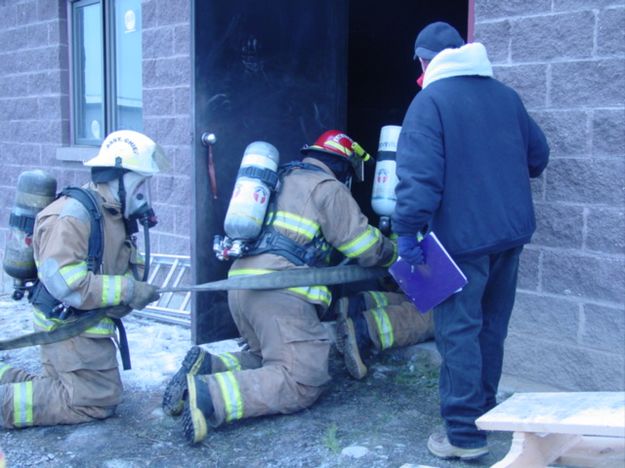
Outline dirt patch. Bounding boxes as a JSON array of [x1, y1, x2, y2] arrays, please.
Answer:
[[0, 296, 513, 467]]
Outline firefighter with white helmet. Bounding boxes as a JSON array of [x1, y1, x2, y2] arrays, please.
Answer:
[[0, 130, 165, 429], [163, 130, 397, 444]]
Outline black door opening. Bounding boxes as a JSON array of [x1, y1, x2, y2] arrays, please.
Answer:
[[192, 1, 469, 344], [347, 0, 469, 224]]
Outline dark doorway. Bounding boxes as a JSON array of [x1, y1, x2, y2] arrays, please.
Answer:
[[191, 0, 349, 343], [192, 1, 469, 344], [347, 0, 469, 224]]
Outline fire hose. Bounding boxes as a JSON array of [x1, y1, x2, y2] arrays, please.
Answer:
[[0, 265, 387, 350]]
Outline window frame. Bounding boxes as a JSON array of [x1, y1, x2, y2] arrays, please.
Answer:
[[68, 0, 140, 147]]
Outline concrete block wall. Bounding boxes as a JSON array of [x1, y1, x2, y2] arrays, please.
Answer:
[[0, 0, 193, 293], [475, 0, 625, 390], [142, 0, 192, 256], [0, 0, 72, 294], [0, 0, 623, 391]]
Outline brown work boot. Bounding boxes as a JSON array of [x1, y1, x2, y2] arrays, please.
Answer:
[[334, 297, 349, 355], [334, 294, 366, 355], [427, 431, 488, 460], [162, 346, 211, 416], [336, 313, 371, 380]]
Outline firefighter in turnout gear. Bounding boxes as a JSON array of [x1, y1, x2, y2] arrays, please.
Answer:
[[335, 291, 434, 380], [163, 131, 397, 444], [0, 130, 165, 429]]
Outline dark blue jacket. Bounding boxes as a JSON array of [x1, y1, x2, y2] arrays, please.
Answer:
[[393, 69, 549, 258]]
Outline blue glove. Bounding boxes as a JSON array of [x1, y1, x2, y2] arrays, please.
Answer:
[[397, 235, 425, 266]]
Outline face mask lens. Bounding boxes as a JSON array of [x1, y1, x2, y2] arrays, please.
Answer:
[[123, 174, 151, 218]]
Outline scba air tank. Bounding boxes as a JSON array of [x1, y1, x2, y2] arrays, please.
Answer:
[[224, 141, 280, 244], [3, 170, 57, 299], [371, 125, 401, 234]]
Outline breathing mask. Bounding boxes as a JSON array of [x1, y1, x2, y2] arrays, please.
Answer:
[[121, 172, 157, 227]]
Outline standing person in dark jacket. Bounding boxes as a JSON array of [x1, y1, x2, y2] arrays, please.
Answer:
[[392, 22, 549, 460]]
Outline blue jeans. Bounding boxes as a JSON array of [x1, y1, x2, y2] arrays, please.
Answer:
[[433, 246, 522, 448]]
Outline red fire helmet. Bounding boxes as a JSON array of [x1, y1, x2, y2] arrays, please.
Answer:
[[301, 130, 356, 159]]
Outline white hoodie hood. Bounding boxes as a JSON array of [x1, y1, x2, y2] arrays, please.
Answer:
[[422, 42, 493, 89]]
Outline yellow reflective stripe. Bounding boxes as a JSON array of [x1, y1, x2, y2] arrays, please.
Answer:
[[102, 276, 110, 307], [229, 269, 331, 306], [370, 307, 394, 350], [214, 371, 244, 422], [113, 276, 122, 303], [217, 352, 241, 371], [367, 291, 388, 308], [0, 364, 11, 381], [382, 240, 399, 267], [32, 309, 61, 331], [325, 140, 351, 157], [59, 261, 88, 286], [84, 317, 116, 336], [228, 268, 274, 278], [288, 286, 332, 306], [338, 226, 381, 258], [101, 275, 123, 306], [33, 309, 114, 336], [271, 211, 319, 240], [13, 381, 33, 427]]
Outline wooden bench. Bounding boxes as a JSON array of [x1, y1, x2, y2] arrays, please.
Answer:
[[476, 392, 625, 467]]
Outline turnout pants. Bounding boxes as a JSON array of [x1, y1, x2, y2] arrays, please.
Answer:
[[0, 336, 122, 428], [434, 246, 522, 448], [359, 291, 434, 351], [201, 289, 331, 427]]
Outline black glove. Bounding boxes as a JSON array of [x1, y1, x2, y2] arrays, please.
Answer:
[[128, 281, 160, 310], [397, 235, 425, 266]]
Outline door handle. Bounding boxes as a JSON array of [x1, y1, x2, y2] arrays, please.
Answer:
[[201, 133, 218, 200]]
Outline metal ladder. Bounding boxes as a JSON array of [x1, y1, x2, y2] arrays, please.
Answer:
[[135, 253, 192, 326]]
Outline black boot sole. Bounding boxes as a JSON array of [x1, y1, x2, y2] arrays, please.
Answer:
[[162, 346, 205, 416]]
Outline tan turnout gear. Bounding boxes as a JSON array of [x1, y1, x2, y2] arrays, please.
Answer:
[[228, 157, 397, 309], [336, 291, 434, 380], [0, 183, 140, 429], [359, 291, 434, 351], [182, 156, 396, 435]]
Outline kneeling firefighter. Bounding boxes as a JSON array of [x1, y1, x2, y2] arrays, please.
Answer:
[[335, 125, 435, 381], [0, 130, 165, 429], [163, 131, 397, 444]]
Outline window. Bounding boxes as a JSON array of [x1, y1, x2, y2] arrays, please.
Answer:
[[70, 0, 143, 146]]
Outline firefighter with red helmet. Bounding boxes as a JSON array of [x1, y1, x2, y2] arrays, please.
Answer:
[[163, 130, 397, 444]]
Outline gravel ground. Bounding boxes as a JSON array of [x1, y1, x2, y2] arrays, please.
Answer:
[[0, 295, 515, 467]]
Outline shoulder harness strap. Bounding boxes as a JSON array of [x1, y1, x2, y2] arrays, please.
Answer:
[[29, 186, 105, 314], [278, 161, 327, 178], [60, 187, 104, 273], [245, 161, 332, 266]]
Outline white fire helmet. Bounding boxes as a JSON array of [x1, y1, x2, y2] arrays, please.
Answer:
[[84, 130, 168, 177]]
